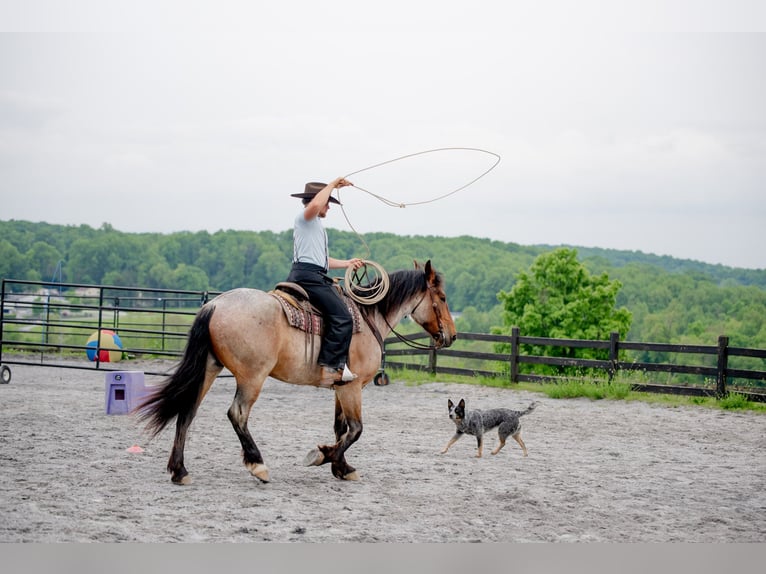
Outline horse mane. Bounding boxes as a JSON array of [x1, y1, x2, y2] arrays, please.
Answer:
[[354, 267, 442, 317]]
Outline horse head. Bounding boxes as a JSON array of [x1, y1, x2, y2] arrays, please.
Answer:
[[411, 260, 457, 348]]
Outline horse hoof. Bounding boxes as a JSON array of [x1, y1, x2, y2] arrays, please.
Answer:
[[303, 448, 325, 466], [172, 475, 192, 485], [248, 462, 270, 483], [343, 471, 360, 481]]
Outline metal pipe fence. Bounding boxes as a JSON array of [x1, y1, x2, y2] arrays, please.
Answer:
[[1, 279, 220, 378]]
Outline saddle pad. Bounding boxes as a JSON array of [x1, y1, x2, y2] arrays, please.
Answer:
[[270, 291, 362, 335]]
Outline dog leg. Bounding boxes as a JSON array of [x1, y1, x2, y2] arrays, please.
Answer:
[[441, 434, 461, 454], [476, 435, 484, 458], [491, 435, 506, 455], [512, 433, 528, 457]]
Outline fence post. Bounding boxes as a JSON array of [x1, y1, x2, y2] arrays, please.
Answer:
[[113, 296, 120, 330], [0, 279, 5, 365], [510, 326, 520, 383], [609, 331, 619, 382], [428, 347, 437, 375], [716, 335, 729, 399]]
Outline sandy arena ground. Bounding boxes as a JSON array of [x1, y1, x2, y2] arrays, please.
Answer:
[[0, 359, 764, 543]]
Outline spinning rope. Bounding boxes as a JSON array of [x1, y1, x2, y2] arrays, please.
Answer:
[[337, 147, 501, 305], [341, 146, 501, 208]]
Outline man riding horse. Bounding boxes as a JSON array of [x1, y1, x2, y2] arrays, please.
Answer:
[[287, 178, 364, 387]]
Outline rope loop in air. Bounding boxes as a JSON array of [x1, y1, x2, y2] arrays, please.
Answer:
[[341, 146, 501, 207], [335, 147, 500, 259]]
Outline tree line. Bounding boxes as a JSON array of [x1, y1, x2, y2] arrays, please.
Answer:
[[2, 219, 765, 351]]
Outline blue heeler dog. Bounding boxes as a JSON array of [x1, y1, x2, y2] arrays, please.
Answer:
[[441, 398, 539, 458]]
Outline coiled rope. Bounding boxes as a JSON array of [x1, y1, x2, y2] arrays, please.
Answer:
[[344, 259, 389, 305]]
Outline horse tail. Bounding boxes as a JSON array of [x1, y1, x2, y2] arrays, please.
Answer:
[[519, 401, 539, 417], [137, 303, 217, 437]]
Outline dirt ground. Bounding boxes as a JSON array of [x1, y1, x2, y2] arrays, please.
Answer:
[[0, 358, 764, 543]]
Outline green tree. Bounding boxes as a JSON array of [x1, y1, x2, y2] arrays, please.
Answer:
[[26, 241, 63, 281], [0, 240, 27, 281], [171, 264, 209, 291], [495, 248, 632, 371]]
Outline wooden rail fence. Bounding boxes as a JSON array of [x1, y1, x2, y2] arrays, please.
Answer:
[[384, 327, 766, 402]]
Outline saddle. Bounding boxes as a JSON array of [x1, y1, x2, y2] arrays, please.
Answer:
[[269, 282, 362, 335]]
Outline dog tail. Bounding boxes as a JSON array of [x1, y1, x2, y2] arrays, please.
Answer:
[[519, 401, 539, 417]]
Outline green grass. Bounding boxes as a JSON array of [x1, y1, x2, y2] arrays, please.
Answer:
[[537, 379, 633, 400], [384, 368, 766, 412], [718, 392, 758, 410]]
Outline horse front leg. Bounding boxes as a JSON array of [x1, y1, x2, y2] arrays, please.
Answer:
[[304, 382, 363, 480], [333, 394, 348, 441]]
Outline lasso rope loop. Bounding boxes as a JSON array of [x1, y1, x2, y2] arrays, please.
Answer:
[[335, 147, 500, 259], [344, 260, 389, 305], [341, 146, 501, 207]]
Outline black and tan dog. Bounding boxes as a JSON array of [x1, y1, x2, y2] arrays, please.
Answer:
[[441, 398, 539, 458]]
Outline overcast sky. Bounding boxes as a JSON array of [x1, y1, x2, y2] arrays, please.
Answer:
[[1, 1, 765, 269]]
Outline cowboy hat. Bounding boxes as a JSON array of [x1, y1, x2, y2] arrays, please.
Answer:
[[290, 182, 341, 204]]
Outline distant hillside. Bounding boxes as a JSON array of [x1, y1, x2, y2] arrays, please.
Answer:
[[540, 244, 766, 288], [2, 220, 765, 348]]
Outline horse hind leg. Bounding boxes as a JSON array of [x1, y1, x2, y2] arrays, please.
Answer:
[[168, 410, 195, 484], [168, 362, 222, 485], [227, 376, 270, 483]]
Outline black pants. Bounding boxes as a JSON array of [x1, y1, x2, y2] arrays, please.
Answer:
[[287, 262, 353, 370]]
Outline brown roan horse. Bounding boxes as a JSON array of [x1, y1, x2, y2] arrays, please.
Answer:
[[138, 260, 456, 484]]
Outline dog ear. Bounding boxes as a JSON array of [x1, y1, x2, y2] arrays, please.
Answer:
[[458, 398, 465, 409], [448, 399, 454, 410]]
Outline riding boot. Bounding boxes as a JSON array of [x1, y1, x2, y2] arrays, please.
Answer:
[[319, 366, 341, 388], [319, 365, 357, 387]]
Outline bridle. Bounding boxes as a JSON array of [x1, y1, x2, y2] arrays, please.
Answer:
[[383, 283, 447, 351]]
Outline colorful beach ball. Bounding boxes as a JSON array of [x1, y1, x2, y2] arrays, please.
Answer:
[[85, 329, 123, 362]]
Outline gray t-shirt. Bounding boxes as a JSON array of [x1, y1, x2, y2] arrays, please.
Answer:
[[293, 210, 328, 271]]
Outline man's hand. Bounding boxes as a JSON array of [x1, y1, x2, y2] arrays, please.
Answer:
[[332, 177, 353, 189]]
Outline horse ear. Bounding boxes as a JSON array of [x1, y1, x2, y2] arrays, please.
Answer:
[[424, 260, 435, 282], [413, 260, 421, 270]]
